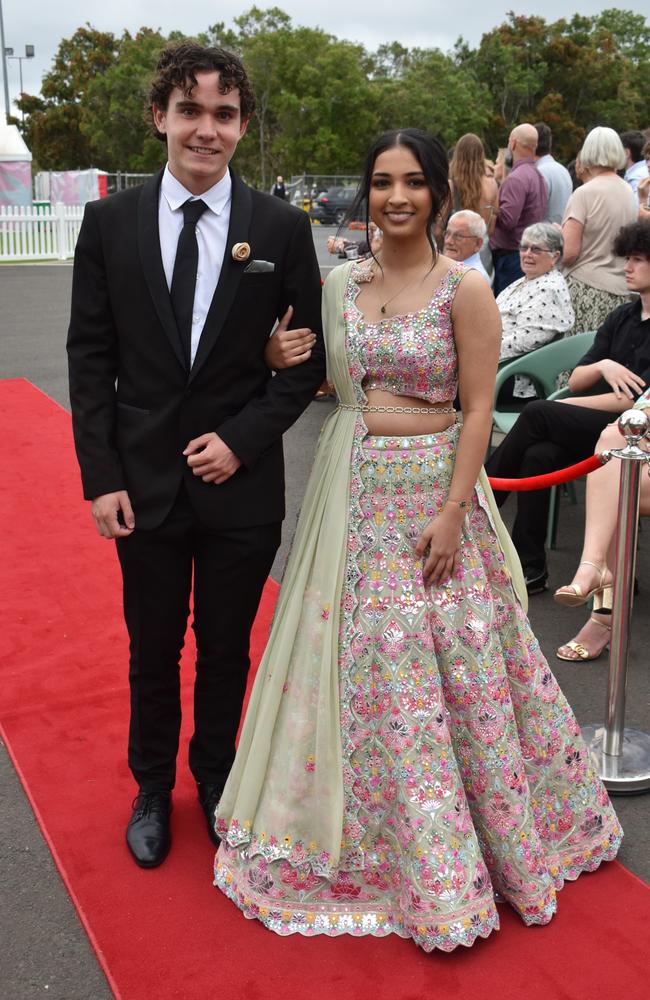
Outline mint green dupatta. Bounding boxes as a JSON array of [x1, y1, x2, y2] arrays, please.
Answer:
[[216, 263, 356, 874], [216, 261, 527, 874]]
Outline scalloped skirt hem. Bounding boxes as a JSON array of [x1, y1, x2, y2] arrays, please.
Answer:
[[214, 857, 501, 953], [214, 831, 623, 952]]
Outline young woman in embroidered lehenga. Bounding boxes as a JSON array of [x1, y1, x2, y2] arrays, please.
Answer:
[[213, 129, 622, 952]]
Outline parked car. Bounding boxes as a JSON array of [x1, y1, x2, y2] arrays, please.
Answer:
[[309, 186, 361, 225]]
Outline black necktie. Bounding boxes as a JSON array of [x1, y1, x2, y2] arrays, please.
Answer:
[[170, 198, 208, 369]]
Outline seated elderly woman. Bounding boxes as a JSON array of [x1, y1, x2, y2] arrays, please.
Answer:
[[486, 220, 650, 595], [497, 222, 575, 368]]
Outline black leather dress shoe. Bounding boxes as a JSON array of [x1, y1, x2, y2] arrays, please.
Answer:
[[524, 565, 548, 595], [197, 783, 222, 847], [126, 790, 172, 868]]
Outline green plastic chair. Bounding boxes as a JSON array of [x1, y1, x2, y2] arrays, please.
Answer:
[[491, 330, 597, 548], [492, 330, 597, 435]]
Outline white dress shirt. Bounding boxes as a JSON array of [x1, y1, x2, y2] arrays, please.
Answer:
[[159, 165, 232, 366], [625, 160, 649, 207], [462, 251, 492, 284], [536, 154, 573, 224]]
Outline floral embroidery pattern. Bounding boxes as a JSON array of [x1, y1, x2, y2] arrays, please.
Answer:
[[214, 267, 622, 952]]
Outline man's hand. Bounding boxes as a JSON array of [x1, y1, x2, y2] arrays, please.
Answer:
[[598, 360, 646, 400], [183, 432, 242, 484], [264, 305, 316, 370], [91, 491, 135, 539]]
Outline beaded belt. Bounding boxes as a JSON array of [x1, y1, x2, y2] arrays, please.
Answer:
[[338, 403, 456, 415]]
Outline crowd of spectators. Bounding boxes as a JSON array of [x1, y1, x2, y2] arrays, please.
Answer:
[[325, 119, 650, 618], [329, 120, 648, 358]]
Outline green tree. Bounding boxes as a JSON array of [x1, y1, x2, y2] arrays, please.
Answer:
[[18, 25, 118, 169], [462, 9, 650, 160], [546, 11, 649, 150], [271, 30, 377, 176], [204, 9, 376, 185], [18, 6, 650, 178], [81, 28, 170, 171], [367, 45, 490, 153], [461, 13, 549, 148]]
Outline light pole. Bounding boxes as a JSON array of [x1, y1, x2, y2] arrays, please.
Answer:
[[0, 0, 11, 122], [7, 45, 34, 122]]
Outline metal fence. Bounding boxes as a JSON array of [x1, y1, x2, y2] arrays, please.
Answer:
[[0, 204, 84, 261], [105, 172, 155, 195], [0, 172, 363, 261], [288, 174, 361, 206]]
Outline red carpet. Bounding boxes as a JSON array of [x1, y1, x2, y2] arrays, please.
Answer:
[[1, 377, 649, 1000]]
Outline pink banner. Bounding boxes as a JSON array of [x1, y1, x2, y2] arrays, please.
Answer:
[[50, 170, 100, 205], [0, 161, 32, 206]]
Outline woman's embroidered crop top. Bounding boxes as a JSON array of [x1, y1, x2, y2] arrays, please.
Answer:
[[344, 261, 466, 404]]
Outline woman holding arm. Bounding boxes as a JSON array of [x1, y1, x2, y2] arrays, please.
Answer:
[[214, 130, 621, 953], [497, 222, 574, 365]]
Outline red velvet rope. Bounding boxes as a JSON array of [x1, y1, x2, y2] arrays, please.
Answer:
[[487, 453, 607, 492]]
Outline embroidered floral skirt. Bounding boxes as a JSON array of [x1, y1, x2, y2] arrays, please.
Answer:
[[215, 426, 622, 952]]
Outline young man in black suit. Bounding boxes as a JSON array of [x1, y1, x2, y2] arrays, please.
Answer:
[[67, 44, 325, 867]]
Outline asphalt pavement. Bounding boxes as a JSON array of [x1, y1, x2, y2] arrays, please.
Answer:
[[1, 223, 648, 1000]]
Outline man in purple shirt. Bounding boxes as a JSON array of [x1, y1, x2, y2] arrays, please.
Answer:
[[490, 123, 548, 295]]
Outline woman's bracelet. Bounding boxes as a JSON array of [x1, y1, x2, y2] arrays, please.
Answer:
[[445, 498, 470, 509]]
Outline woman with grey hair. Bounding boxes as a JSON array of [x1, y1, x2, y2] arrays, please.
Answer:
[[496, 222, 574, 391], [562, 126, 637, 333]]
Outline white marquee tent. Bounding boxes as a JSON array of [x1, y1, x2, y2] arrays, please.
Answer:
[[0, 122, 32, 206]]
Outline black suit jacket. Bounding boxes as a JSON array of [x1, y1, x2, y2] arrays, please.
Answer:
[[67, 169, 325, 530]]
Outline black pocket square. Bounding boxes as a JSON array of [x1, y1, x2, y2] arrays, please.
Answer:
[[243, 260, 275, 273]]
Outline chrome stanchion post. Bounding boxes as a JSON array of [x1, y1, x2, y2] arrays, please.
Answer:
[[582, 409, 650, 793]]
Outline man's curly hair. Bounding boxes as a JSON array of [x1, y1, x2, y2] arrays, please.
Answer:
[[613, 220, 650, 261], [147, 42, 256, 140]]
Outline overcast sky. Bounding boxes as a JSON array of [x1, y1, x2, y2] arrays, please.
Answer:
[[1, 1, 648, 113]]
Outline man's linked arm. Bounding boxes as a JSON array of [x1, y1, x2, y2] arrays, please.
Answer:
[[215, 210, 326, 468]]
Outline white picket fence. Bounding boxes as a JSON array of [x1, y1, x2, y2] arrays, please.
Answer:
[[0, 204, 84, 262]]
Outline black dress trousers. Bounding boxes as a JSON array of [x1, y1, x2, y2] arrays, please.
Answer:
[[116, 483, 281, 791], [485, 399, 617, 571]]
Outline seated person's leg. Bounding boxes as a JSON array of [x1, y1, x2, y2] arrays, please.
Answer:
[[556, 421, 650, 658], [487, 400, 566, 508], [554, 422, 623, 604], [487, 400, 620, 589], [556, 594, 612, 662]]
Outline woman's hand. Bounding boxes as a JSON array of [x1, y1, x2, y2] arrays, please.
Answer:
[[597, 360, 646, 400], [264, 306, 316, 370], [326, 236, 345, 255], [415, 505, 465, 587]]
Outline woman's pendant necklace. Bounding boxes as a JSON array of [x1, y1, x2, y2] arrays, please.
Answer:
[[379, 273, 422, 314], [372, 253, 435, 315]]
